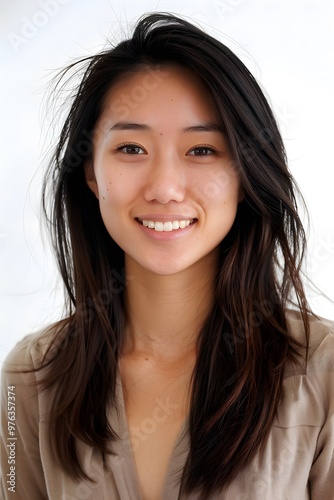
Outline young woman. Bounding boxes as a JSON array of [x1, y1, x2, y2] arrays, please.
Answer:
[[1, 13, 333, 500]]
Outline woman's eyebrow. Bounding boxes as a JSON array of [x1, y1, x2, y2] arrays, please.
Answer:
[[109, 122, 150, 131], [108, 122, 222, 133], [182, 123, 222, 133]]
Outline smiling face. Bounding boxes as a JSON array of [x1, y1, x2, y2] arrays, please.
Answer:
[[85, 65, 242, 276]]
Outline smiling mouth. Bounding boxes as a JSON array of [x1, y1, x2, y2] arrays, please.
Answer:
[[136, 218, 197, 232]]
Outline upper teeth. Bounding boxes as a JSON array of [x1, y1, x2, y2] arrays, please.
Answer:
[[141, 219, 194, 231]]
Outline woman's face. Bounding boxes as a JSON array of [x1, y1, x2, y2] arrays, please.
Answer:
[[86, 65, 242, 276]]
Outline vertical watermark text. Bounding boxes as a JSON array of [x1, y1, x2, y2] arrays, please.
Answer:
[[6, 385, 16, 493]]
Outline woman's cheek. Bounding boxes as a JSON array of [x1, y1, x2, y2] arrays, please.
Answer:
[[95, 169, 126, 202], [193, 169, 239, 206]]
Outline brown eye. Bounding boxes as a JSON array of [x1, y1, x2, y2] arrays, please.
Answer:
[[117, 143, 146, 155], [188, 146, 216, 156]]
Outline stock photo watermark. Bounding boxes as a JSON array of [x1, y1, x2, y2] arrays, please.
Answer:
[[308, 234, 334, 273], [127, 396, 180, 452], [6, 386, 17, 493], [109, 67, 170, 120], [275, 105, 297, 136], [213, 0, 244, 20], [7, 0, 72, 53], [109, 395, 180, 470]]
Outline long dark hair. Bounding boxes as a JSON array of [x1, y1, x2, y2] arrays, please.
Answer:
[[39, 13, 311, 498]]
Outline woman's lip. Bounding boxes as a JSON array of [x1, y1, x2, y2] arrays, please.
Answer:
[[135, 214, 197, 222]]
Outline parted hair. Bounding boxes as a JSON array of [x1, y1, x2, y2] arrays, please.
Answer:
[[39, 13, 311, 498]]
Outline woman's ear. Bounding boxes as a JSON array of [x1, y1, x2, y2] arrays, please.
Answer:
[[238, 188, 245, 203], [84, 161, 99, 199]]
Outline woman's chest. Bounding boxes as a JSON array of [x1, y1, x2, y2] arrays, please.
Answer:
[[118, 356, 192, 499]]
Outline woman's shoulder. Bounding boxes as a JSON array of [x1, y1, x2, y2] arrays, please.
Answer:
[[286, 306, 334, 339], [285, 308, 334, 374], [1, 322, 64, 374], [286, 308, 334, 340]]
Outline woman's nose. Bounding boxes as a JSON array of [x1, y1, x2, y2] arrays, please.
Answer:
[[143, 154, 186, 204]]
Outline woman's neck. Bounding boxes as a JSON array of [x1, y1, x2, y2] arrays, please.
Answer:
[[122, 250, 218, 362]]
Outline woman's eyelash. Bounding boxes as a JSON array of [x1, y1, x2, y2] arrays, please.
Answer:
[[188, 145, 217, 155], [115, 143, 145, 154]]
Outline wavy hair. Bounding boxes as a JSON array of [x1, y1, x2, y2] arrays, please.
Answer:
[[39, 13, 311, 498]]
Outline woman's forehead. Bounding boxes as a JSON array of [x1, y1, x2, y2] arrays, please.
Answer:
[[97, 65, 219, 131]]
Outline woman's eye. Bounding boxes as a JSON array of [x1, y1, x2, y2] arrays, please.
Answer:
[[188, 146, 215, 156], [116, 144, 146, 155]]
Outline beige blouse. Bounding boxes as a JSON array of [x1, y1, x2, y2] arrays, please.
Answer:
[[1, 311, 334, 499]]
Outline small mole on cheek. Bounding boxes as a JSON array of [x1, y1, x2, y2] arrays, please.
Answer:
[[103, 196, 105, 200]]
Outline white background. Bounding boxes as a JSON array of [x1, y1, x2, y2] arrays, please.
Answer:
[[1, 0, 333, 363]]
